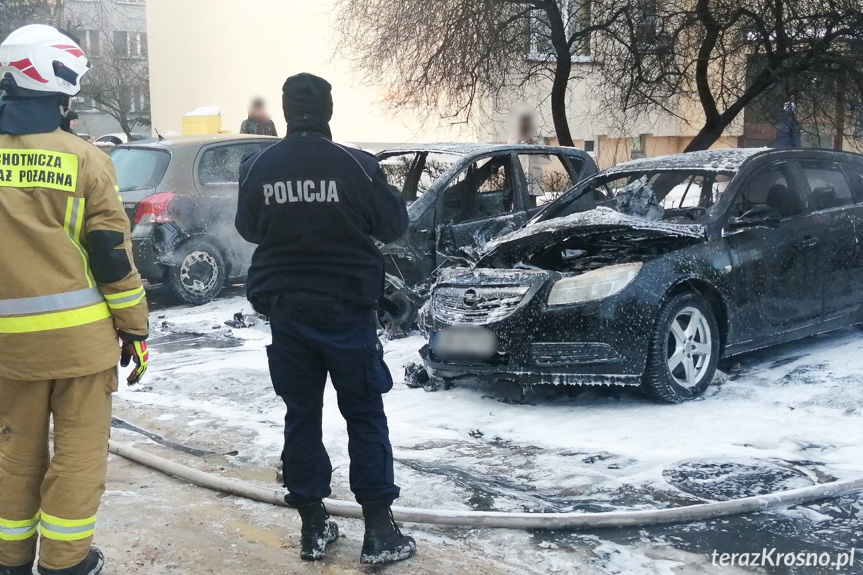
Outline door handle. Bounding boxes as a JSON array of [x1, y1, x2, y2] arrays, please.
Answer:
[[801, 236, 819, 248]]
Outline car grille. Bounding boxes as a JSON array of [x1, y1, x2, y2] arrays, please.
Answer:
[[530, 342, 621, 366], [433, 285, 530, 326]]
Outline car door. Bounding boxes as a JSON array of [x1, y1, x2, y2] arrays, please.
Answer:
[[798, 159, 863, 320], [195, 141, 269, 275], [435, 153, 528, 264], [723, 161, 826, 342]]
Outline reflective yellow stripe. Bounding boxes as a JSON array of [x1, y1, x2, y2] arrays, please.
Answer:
[[39, 512, 95, 542], [104, 286, 146, 309], [0, 149, 78, 192], [0, 302, 111, 334], [0, 513, 40, 542], [40, 513, 96, 528], [63, 197, 95, 288]]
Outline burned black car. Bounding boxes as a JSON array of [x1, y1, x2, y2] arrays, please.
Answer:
[[422, 148, 863, 402], [376, 143, 597, 327]]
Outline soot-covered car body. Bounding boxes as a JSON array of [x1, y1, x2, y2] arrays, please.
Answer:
[[114, 134, 279, 304], [376, 143, 597, 327], [423, 148, 863, 402]]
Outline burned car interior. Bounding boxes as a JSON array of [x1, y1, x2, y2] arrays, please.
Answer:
[[441, 156, 514, 224], [543, 169, 735, 225], [375, 144, 597, 328]]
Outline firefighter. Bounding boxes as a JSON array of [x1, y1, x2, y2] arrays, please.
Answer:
[[235, 73, 415, 564], [0, 25, 149, 575]]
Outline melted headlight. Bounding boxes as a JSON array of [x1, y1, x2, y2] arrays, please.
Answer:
[[547, 262, 643, 306]]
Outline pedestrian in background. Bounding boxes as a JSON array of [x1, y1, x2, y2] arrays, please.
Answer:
[[240, 97, 278, 136], [236, 73, 416, 565]]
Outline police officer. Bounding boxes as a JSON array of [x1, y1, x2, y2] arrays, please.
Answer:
[[0, 26, 149, 575], [235, 73, 415, 564]]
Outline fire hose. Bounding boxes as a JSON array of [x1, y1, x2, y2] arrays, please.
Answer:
[[108, 439, 863, 530]]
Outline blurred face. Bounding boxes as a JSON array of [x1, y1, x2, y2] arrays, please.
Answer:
[[518, 116, 534, 139], [250, 102, 268, 120], [69, 119, 79, 130]]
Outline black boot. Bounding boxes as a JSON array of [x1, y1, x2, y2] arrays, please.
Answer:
[[360, 501, 416, 565], [0, 560, 33, 575], [37, 547, 104, 575], [296, 501, 339, 561]]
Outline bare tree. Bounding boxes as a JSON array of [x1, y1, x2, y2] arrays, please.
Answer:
[[592, 0, 863, 151], [0, 0, 61, 41], [62, 0, 150, 137], [336, 0, 862, 153], [334, 0, 619, 147]]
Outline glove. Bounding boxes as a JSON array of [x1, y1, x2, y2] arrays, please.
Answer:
[[120, 339, 149, 385]]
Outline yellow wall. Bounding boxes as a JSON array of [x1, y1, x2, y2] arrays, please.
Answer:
[[146, 0, 473, 148], [594, 135, 739, 170]]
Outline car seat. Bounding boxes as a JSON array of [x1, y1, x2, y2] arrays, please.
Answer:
[[765, 184, 803, 217]]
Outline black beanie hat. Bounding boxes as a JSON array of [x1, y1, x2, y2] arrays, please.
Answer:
[[282, 73, 333, 123]]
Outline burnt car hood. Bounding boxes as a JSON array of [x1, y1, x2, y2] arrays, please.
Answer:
[[480, 207, 705, 266]]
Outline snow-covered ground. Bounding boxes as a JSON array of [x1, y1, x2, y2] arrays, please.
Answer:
[[117, 294, 863, 574]]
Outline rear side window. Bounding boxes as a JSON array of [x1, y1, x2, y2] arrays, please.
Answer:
[[517, 153, 575, 204], [110, 148, 170, 192], [379, 152, 417, 198], [199, 143, 262, 185], [800, 162, 855, 211]]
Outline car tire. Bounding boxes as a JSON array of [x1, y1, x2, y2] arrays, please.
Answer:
[[166, 239, 226, 306], [378, 291, 418, 330], [641, 292, 720, 403]]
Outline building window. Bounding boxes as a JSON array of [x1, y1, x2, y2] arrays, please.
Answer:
[[528, 0, 591, 61], [630, 135, 647, 159], [635, 0, 659, 46], [78, 30, 101, 57], [584, 140, 595, 152], [129, 85, 148, 113], [112, 31, 147, 58]]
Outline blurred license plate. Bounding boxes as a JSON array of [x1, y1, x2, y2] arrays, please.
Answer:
[[431, 326, 498, 360]]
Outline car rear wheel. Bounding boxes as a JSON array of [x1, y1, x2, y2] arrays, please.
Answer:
[[378, 291, 418, 330], [166, 239, 226, 305], [642, 292, 720, 403]]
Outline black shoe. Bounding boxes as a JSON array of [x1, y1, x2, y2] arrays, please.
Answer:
[[296, 501, 339, 561], [0, 560, 33, 575], [360, 501, 416, 565], [37, 547, 103, 575]]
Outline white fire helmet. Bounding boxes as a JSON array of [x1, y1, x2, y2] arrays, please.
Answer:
[[0, 25, 90, 96]]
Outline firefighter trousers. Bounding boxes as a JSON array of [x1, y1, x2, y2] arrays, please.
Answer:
[[0, 367, 116, 571]]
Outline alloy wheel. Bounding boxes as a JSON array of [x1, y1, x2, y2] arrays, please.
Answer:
[[665, 306, 712, 389]]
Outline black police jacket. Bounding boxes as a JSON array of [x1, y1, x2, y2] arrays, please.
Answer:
[[236, 123, 408, 310]]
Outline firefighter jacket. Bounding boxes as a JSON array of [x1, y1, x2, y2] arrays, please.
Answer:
[[0, 128, 149, 381]]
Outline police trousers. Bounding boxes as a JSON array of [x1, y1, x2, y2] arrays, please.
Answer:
[[0, 368, 116, 571], [266, 292, 400, 506]]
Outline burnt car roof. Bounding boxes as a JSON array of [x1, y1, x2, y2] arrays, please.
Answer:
[[380, 142, 591, 157], [602, 148, 769, 176], [117, 134, 280, 150]]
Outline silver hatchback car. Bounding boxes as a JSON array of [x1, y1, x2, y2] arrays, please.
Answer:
[[111, 134, 279, 304]]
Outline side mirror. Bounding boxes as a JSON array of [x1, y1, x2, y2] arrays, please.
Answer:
[[728, 204, 781, 230]]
